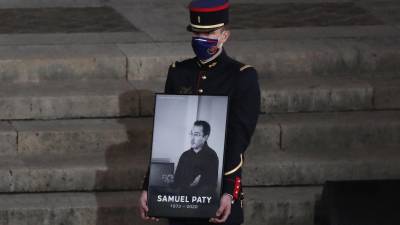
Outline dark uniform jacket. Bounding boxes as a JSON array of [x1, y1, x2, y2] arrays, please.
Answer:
[[143, 49, 260, 224]]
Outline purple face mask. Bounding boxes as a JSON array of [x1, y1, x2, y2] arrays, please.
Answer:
[[191, 37, 220, 61]]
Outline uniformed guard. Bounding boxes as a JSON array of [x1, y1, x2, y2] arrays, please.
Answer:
[[139, 0, 260, 224]]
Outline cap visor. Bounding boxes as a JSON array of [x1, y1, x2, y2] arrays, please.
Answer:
[[186, 24, 222, 33]]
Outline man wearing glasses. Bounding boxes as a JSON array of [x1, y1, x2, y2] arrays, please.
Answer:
[[172, 120, 219, 196]]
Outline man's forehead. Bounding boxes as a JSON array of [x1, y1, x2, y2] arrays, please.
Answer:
[[192, 125, 203, 132]]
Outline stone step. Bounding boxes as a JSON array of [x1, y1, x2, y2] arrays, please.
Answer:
[[120, 38, 400, 81], [251, 110, 400, 153], [0, 191, 145, 225], [0, 187, 321, 225], [0, 45, 126, 82], [370, 78, 400, 110], [0, 32, 151, 46], [0, 0, 103, 8], [1, 144, 399, 192], [0, 152, 148, 192], [0, 80, 145, 120], [260, 77, 373, 113], [133, 77, 400, 116], [245, 187, 321, 225], [1, 38, 400, 82], [3, 77, 399, 120], [0, 122, 16, 156], [244, 146, 400, 186], [12, 118, 153, 156], [2, 110, 399, 156]]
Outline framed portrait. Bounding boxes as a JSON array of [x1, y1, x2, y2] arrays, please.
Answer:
[[147, 94, 229, 219]]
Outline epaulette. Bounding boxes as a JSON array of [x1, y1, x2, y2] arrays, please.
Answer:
[[239, 65, 253, 72]]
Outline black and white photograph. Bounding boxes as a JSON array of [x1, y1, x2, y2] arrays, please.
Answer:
[[147, 94, 229, 219]]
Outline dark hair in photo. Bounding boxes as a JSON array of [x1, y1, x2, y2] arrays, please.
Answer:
[[194, 120, 211, 136]]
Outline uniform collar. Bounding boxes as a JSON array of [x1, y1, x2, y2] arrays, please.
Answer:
[[196, 48, 228, 70]]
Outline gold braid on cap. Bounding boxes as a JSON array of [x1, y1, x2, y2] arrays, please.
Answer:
[[190, 23, 225, 29]]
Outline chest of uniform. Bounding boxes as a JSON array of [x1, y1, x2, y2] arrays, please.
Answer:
[[176, 69, 236, 96]]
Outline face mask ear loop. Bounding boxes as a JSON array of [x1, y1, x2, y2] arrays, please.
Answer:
[[217, 31, 227, 49], [218, 42, 224, 49]]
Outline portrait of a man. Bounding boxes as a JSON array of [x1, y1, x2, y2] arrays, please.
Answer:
[[171, 120, 219, 196], [146, 94, 228, 218]]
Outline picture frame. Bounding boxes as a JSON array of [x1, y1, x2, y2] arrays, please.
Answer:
[[147, 94, 229, 219]]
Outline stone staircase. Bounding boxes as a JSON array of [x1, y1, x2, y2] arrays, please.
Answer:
[[0, 1, 400, 225], [0, 39, 399, 225]]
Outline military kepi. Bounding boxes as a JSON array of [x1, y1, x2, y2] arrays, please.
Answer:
[[187, 0, 230, 32]]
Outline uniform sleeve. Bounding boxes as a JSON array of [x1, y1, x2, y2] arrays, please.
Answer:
[[222, 66, 261, 199], [141, 63, 176, 191]]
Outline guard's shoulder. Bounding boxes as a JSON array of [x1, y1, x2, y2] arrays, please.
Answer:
[[239, 64, 254, 72], [236, 63, 256, 76], [228, 57, 256, 74], [231, 60, 259, 89]]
